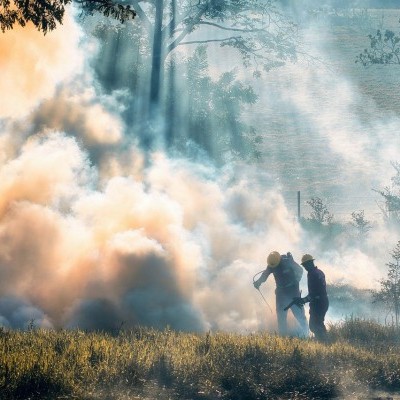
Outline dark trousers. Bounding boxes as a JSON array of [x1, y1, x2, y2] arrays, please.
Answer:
[[275, 285, 308, 336], [309, 297, 329, 341]]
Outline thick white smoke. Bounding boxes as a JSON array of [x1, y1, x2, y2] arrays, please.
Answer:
[[0, 5, 398, 332], [0, 129, 304, 331]]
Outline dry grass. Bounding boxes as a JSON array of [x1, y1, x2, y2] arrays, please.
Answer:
[[0, 319, 399, 399]]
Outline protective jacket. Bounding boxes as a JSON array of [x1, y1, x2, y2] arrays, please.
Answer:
[[307, 266, 328, 302], [304, 265, 329, 341]]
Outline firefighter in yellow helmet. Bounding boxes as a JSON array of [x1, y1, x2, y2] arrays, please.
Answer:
[[254, 251, 308, 336], [293, 254, 329, 341]]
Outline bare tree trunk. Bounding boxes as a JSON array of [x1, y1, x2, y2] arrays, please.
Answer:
[[165, 0, 176, 148], [139, 0, 165, 149], [150, 0, 164, 106]]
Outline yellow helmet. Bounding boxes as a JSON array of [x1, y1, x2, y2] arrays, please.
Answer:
[[267, 251, 281, 268], [301, 254, 315, 265]]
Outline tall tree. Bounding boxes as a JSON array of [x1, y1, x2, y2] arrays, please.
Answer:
[[130, 0, 298, 147]]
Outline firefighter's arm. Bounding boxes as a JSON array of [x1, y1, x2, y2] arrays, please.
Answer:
[[253, 269, 271, 289]]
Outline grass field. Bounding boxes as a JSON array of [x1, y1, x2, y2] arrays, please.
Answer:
[[0, 318, 399, 400]]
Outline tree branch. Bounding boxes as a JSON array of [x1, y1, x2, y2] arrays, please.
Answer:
[[165, 4, 207, 54], [197, 21, 265, 33], [177, 36, 242, 46], [162, 7, 190, 38]]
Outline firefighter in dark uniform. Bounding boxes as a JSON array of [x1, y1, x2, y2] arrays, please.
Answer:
[[253, 251, 308, 336], [296, 254, 329, 341]]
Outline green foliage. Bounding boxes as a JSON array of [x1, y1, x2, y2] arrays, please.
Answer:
[[77, 0, 136, 24], [0, 0, 71, 33], [170, 46, 261, 162], [300, 197, 343, 251], [372, 241, 400, 327], [356, 23, 400, 66], [90, 0, 293, 158], [301, 199, 376, 249], [1, 321, 400, 399], [306, 197, 334, 225], [0, 0, 136, 34], [374, 161, 400, 225], [349, 209, 372, 240]]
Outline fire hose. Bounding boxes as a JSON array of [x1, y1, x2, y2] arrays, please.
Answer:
[[253, 270, 273, 314]]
